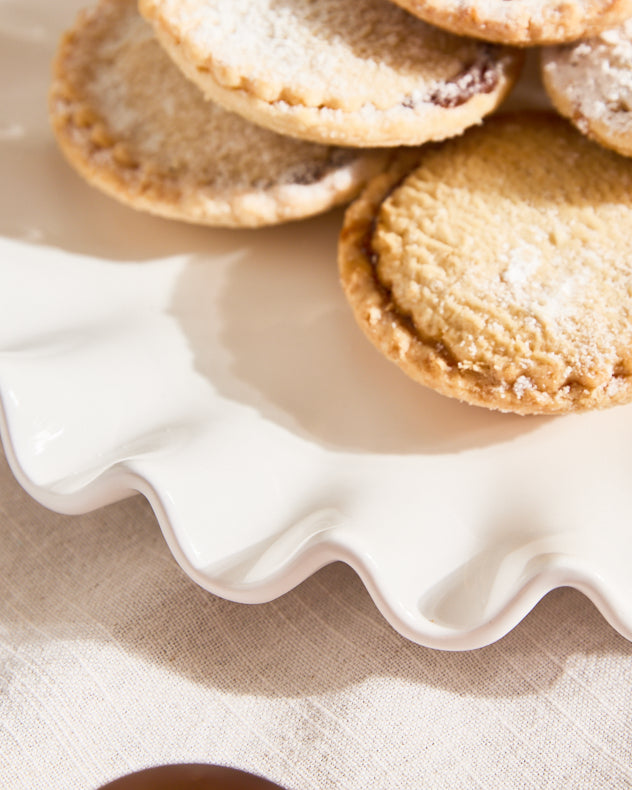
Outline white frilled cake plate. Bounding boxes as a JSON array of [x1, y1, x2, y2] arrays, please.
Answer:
[[2, 0, 632, 650]]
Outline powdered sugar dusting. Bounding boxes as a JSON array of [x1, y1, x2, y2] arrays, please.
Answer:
[[543, 19, 632, 137], [512, 375, 534, 398], [394, 0, 632, 44], [500, 243, 542, 288], [55, 0, 387, 226], [142, 0, 509, 113], [374, 116, 632, 402], [498, 242, 582, 326], [75, 1, 375, 191]]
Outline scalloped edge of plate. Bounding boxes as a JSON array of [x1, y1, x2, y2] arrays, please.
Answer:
[[3, 393, 632, 652]]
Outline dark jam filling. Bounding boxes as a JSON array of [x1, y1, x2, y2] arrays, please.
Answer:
[[252, 149, 357, 189], [403, 48, 500, 110], [289, 148, 356, 185]]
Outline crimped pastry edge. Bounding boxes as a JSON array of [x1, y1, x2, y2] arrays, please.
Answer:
[[338, 115, 632, 415], [48, 1, 389, 228], [139, 0, 524, 148], [387, 0, 632, 46]]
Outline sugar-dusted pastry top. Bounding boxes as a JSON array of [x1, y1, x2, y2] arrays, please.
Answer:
[[542, 20, 632, 157], [339, 113, 632, 414], [386, 0, 632, 45], [139, 0, 523, 147], [49, 0, 389, 227]]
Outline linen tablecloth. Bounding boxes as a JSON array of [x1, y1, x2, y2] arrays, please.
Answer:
[[1, 444, 632, 789]]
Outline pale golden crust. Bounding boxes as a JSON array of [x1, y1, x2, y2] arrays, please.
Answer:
[[542, 22, 632, 158], [139, 0, 523, 148], [387, 0, 632, 46], [49, 0, 389, 227], [339, 113, 632, 415]]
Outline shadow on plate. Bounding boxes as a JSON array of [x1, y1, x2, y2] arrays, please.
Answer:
[[418, 506, 559, 631], [169, 216, 548, 455]]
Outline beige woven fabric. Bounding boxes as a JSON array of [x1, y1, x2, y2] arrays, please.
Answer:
[[1, 445, 632, 790]]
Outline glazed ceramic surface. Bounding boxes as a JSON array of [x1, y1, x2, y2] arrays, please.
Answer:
[[1, 1, 631, 649]]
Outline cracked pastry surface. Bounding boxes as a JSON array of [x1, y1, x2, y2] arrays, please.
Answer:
[[385, 0, 632, 46], [138, 0, 523, 147], [49, 0, 389, 227], [542, 20, 632, 158], [339, 112, 632, 414]]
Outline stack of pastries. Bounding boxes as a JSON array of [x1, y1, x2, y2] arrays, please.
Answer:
[[50, 0, 632, 415]]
